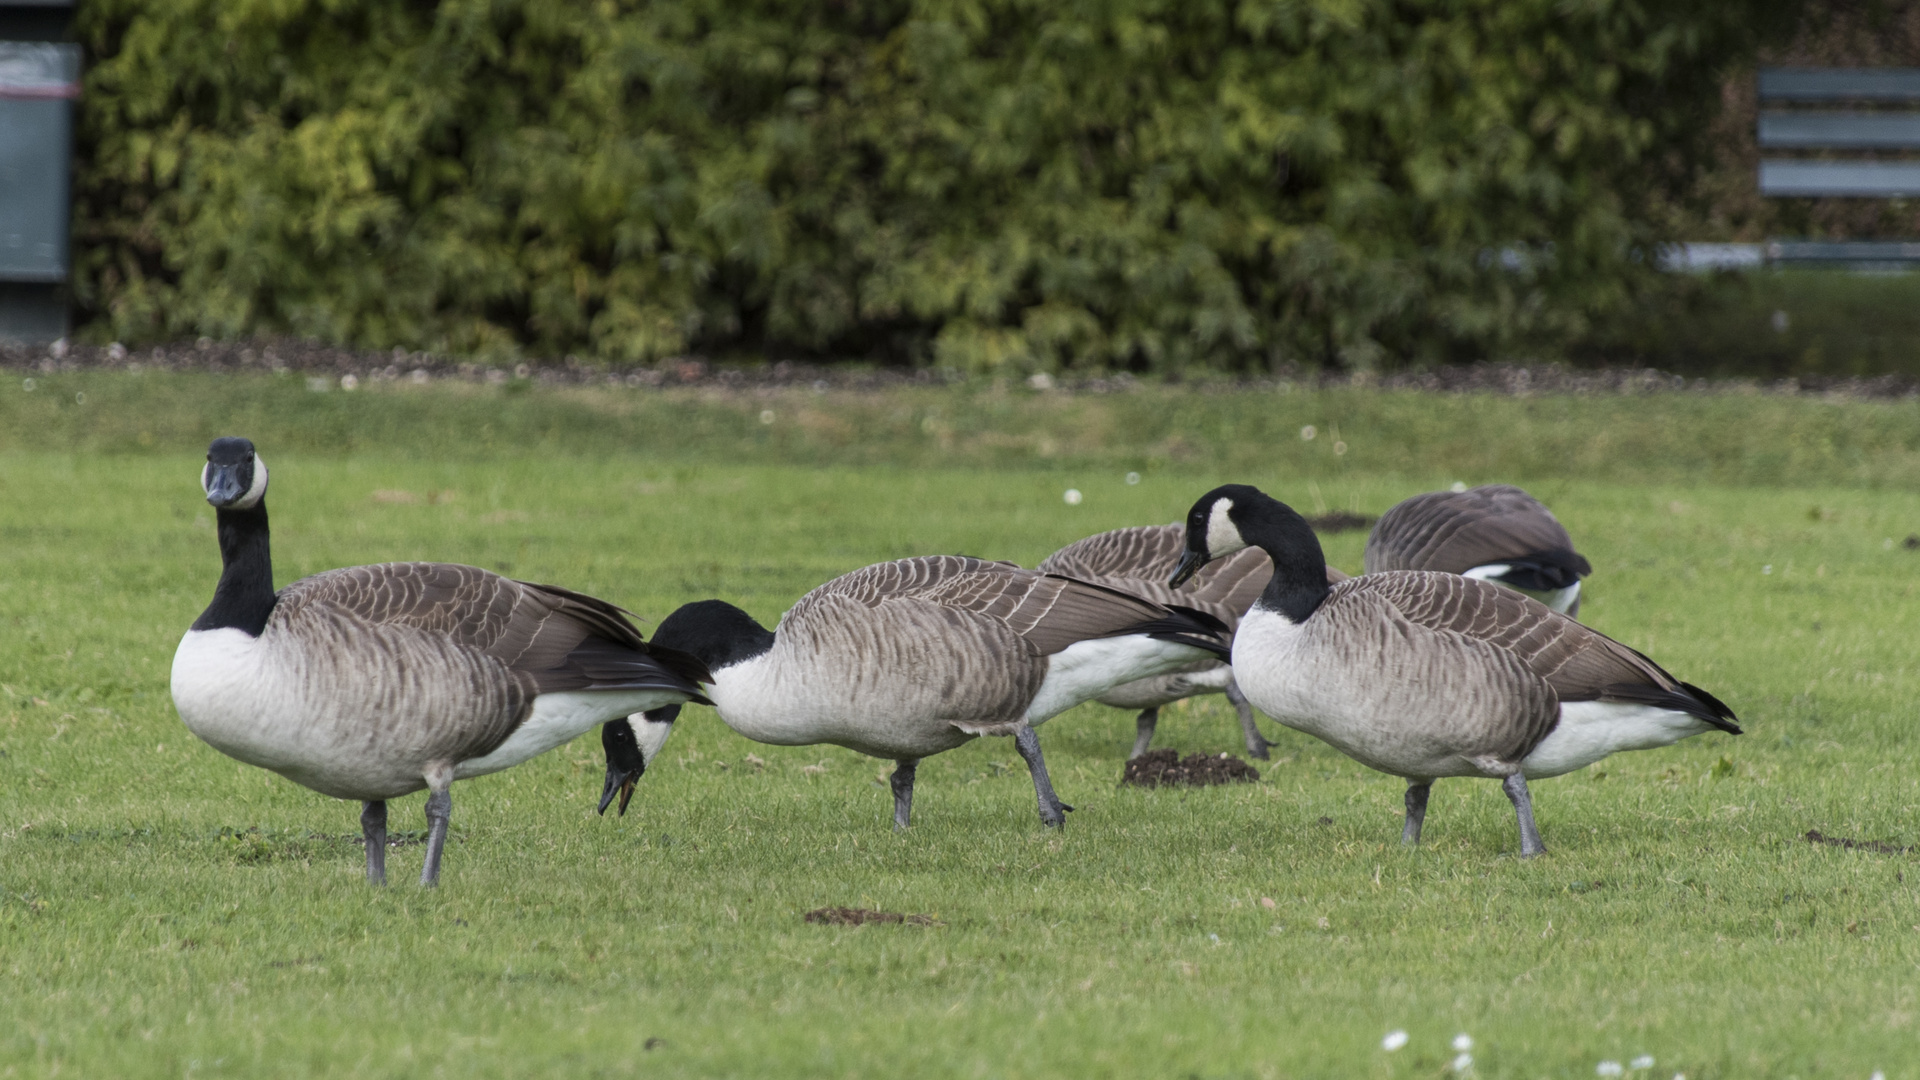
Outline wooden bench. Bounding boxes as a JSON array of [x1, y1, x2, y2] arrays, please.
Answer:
[[1755, 67, 1920, 267]]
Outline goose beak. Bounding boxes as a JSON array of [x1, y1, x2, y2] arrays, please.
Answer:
[[598, 719, 645, 816], [1169, 548, 1209, 588], [204, 463, 247, 507]]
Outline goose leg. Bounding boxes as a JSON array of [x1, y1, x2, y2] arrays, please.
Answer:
[[1012, 725, 1073, 828], [890, 759, 918, 830], [420, 765, 455, 887], [1128, 709, 1159, 760], [1227, 679, 1270, 760], [1502, 773, 1546, 858], [361, 800, 388, 886], [1401, 781, 1431, 846]]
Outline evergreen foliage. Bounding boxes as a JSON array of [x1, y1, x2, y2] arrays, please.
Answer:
[[73, 0, 1793, 370]]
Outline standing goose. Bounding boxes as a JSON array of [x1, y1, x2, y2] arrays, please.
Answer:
[[1365, 485, 1592, 616], [619, 555, 1232, 829], [1040, 525, 1349, 760], [170, 437, 711, 886], [1172, 485, 1738, 857]]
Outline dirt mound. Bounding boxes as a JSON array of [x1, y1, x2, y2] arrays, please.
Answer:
[[1805, 830, 1913, 855], [1122, 749, 1261, 788], [804, 907, 939, 927], [1305, 511, 1376, 533]]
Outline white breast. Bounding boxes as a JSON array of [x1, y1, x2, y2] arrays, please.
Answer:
[[705, 651, 976, 759], [171, 627, 309, 775], [1521, 701, 1715, 778]]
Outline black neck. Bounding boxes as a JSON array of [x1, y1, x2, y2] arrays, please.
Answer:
[[1242, 499, 1333, 623], [193, 502, 278, 636]]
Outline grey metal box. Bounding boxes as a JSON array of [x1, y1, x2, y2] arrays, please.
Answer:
[[0, 41, 78, 282]]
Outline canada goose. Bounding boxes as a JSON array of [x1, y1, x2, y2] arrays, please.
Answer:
[[1039, 525, 1350, 760], [169, 437, 711, 886], [1172, 485, 1738, 857], [619, 555, 1231, 828], [1365, 485, 1592, 616]]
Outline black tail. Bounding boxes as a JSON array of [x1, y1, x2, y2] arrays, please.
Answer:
[[563, 639, 714, 705], [1596, 681, 1741, 735], [1116, 606, 1233, 660], [1492, 548, 1591, 591]]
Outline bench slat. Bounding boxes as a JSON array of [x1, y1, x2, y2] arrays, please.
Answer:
[[1759, 160, 1920, 196], [1770, 241, 1920, 262], [1759, 67, 1920, 102], [1758, 111, 1920, 149]]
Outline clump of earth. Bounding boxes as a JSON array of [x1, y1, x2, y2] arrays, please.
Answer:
[[804, 907, 939, 926], [1122, 749, 1261, 787]]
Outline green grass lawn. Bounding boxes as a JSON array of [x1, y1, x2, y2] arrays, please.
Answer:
[[2, 372, 1918, 1078]]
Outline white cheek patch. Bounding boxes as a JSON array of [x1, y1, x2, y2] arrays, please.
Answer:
[[231, 457, 269, 509], [1205, 498, 1244, 559], [636, 719, 675, 766], [201, 463, 213, 496]]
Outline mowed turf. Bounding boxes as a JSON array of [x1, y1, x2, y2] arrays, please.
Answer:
[[2, 373, 1919, 1078]]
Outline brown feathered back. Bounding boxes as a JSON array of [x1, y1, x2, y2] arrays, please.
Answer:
[[1364, 486, 1583, 576]]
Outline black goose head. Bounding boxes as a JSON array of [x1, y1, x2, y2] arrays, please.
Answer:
[[650, 600, 776, 674], [598, 706, 685, 816], [1171, 484, 1282, 585], [1172, 484, 1331, 622], [202, 436, 268, 510]]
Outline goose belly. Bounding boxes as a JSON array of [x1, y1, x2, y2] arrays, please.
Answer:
[[171, 624, 618, 801], [706, 652, 977, 760], [455, 688, 689, 779], [1027, 636, 1223, 723], [1521, 701, 1715, 778], [1229, 610, 1532, 779], [1096, 662, 1233, 710]]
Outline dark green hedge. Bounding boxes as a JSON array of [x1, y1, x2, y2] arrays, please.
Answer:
[[73, 0, 1793, 370]]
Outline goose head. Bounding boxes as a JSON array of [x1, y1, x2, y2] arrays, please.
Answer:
[[650, 599, 777, 674], [202, 437, 268, 510], [598, 708, 683, 816], [1170, 484, 1273, 586], [1172, 485, 1331, 621]]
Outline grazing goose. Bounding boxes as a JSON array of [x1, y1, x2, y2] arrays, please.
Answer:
[[170, 437, 711, 885], [1040, 524, 1349, 760], [619, 555, 1231, 828], [1365, 485, 1592, 616], [1172, 485, 1738, 857]]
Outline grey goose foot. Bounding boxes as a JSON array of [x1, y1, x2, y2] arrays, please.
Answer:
[[361, 800, 388, 886], [1401, 781, 1431, 846], [420, 785, 453, 887], [1013, 724, 1072, 828], [890, 759, 918, 830], [1128, 708, 1159, 761], [1226, 679, 1271, 760], [1502, 772, 1546, 858]]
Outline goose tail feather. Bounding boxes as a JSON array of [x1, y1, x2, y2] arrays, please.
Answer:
[[1594, 681, 1741, 735]]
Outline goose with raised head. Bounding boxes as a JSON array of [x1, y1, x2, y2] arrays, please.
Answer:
[[1365, 485, 1592, 616], [1172, 485, 1738, 857], [620, 555, 1232, 829], [1040, 524, 1349, 760], [169, 437, 711, 886]]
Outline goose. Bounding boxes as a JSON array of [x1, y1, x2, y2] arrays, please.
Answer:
[[1365, 485, 1592, 616], [1172, 485, 1739, 856], [613, 555, 1232, 829], [169, 437, 711, 886], [1039, 524, 1349, 760]]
